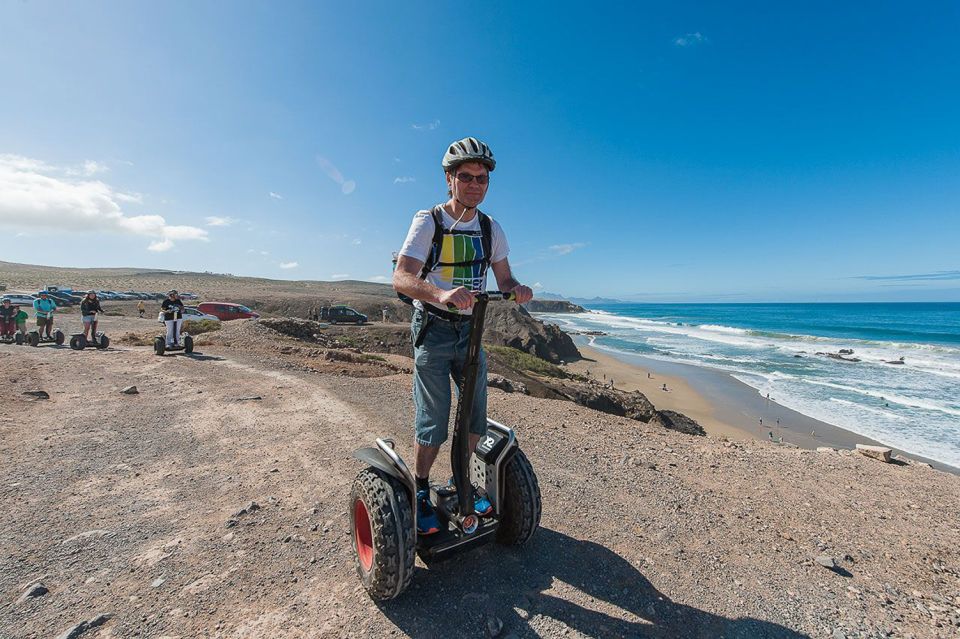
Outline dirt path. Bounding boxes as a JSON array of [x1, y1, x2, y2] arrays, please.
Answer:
[[2, 337, 959, 638]]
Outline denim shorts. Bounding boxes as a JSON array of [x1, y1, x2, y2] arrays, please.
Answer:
[[411, 309, 488, 447], [82, 315, 96, 325]]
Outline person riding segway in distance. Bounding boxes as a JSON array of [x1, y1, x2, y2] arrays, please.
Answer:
[[0, 299, 16, 341], [160, 289, 185, 348], [14, 305, 28, 336], [80, 291, 103, 343], [33, 290, 57, 339], [393, 136, 533, 535]]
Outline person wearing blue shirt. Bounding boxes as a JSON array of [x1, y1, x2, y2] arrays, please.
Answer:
[[33, 291, 57, 339]]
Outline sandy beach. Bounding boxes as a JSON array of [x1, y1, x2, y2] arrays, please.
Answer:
[[568, 340, 958, 473]]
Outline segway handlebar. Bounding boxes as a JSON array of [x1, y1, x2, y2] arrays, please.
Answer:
[[445, 290, 517, 311]]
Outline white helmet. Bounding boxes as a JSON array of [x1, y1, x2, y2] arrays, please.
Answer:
[[442, 137, 495, 172]]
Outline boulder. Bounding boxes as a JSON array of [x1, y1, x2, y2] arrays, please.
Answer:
[[856, 444, 892, 463], [487, 374, 528, 394], [651, 410, 706, 436]]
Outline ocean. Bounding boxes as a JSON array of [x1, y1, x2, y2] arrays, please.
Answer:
[[534, 303, 960, 468]]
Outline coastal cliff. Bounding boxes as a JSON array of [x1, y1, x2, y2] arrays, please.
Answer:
[[523, 299, 587, 313]]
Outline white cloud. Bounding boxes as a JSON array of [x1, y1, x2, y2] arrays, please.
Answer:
[[352, 238, 362, 245], [316, 156, 356, 195], [0, 154, 208, 250], [367, 275, 390, 283], [411, 120, 440, 131], [269, 191, 283, 200], [549, 242, 587, 256], [279, 261, 299, 269], [673, 32, 707, 47], [205, 216, 236, 227], [330, 273, 350, 279], [393, 176, 416, 184], [66, 160, 109, 177], [148, 238, 175, 252]]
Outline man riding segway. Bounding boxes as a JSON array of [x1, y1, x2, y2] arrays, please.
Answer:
[[154, 289, 192, 355], [349, 137, 541, 600], [393, 137, 533, 534], [33, 291, 57, 339]]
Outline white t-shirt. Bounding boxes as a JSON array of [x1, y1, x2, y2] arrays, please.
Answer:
[[398, 205, 509, 315]]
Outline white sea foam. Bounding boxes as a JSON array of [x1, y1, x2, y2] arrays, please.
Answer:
[[535, 309, 960, 468]]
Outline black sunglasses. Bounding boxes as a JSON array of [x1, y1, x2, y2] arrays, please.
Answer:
[[456, 172, 489, 185]]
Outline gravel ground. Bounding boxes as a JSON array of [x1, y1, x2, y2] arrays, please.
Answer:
[[2, 321, 959, 638]]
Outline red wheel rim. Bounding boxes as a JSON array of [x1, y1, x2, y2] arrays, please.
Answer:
[[353, 499, 374, 571]]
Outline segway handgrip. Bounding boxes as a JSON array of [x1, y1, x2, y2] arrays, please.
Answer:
[[445, 290, 517, 311]]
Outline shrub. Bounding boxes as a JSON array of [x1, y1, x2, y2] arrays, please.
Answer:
[[486, 345, 568, 379], [183, 319, 221, 335]]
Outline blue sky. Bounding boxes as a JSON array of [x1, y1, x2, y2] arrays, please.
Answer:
[[1, 1, 958, 301]]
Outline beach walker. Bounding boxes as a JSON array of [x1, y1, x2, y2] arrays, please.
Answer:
[[349, 291, 542, 600]]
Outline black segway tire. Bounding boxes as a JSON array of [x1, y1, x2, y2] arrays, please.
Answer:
[[54, 330, 65, 346], [496, 449, 542, 546], [15, 333, 23, 346], [184, 335, 194, 354], [28, 331, 40, 347], [97, 334, 109, 350], [70, 335, 85, 350], [349, 468, 415, 600], [153, 337, 165, 356]]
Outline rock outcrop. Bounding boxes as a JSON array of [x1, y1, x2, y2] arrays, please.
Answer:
[[650, 410, 707, 436], [524, 300, 587, 313], [483, 305, 580, 364]]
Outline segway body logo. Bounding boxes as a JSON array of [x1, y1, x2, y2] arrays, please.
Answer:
[[475, 430, 508, 463]]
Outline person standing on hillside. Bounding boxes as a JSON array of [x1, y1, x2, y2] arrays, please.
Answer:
[[33, 291, 57, 339], [137, 299, 145, 318], [393, 136, 533, 536]]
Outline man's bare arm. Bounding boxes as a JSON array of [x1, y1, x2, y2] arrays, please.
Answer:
[[393, 255, 474, 310]]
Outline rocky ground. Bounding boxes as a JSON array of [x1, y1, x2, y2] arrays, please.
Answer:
[[2, 316, 960, 639]]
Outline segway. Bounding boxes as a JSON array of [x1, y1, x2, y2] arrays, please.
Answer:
[[70, 332, 110, 350], [0, 331, 24, 346], [70, 312, 110, 350], [153, 309, 193, 356], [349, 292, 542, 600], [27, 323, 65, 347]]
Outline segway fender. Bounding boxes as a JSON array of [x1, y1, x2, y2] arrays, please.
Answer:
[[352, 447, 410, 487]]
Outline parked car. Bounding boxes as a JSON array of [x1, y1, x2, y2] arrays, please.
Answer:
[[1, 293, 36, 306], [325, 305, 367, 325], [46, 291, 76, 306], [196, 302, 259, 321], [183, 306, 220, 322]]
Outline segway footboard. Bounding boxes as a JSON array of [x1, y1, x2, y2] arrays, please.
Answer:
[[418, 419, 520, 561]]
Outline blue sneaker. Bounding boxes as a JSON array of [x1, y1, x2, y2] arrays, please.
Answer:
[[473, 488, 493, 516], [416, 489, 440, 535], [446, 478, 493, 516]]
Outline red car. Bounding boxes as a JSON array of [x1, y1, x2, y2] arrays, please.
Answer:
[[196, 302, 260, 321]]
